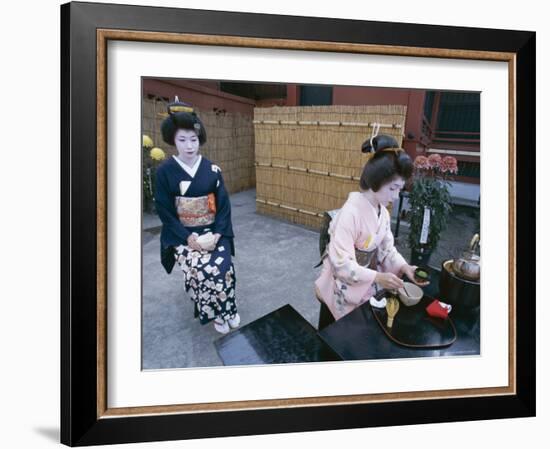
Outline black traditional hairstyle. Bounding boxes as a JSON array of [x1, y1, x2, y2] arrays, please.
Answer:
[[359, 134, 413, 192], [160, 98, 207, 146]]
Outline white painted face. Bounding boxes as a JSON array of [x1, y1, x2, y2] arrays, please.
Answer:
[[374, 177, 406, 207], [174, 128, 200, 162]]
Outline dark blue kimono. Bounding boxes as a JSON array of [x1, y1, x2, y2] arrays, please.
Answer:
[[155, 156, 237, 324]]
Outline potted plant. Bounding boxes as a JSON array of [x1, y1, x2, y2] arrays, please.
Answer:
[[407, 153, 458, 266], [142, 134, 166, 213]]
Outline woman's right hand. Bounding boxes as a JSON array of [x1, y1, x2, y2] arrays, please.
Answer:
[[375, 272, 404, 290], [187, 234, 202, 252]]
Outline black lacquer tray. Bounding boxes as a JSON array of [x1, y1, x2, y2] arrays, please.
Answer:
[[371, 291, 457, 348]]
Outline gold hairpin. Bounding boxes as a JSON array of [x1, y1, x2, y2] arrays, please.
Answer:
[[169, 105, 194, 113]]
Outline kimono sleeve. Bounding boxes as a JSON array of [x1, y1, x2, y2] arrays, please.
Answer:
[[377, 212, 407, 275], [154, 166, 190, 244], [213, 169, 234, 238], [327, 206, 377, 293]]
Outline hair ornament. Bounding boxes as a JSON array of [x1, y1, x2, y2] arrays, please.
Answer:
[[369, 122, 381, 152], [167, 96, 194, 115], [361, 133, 401, 154]]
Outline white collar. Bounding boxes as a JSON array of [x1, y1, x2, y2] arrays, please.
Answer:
[[173, 155, 202, 178]]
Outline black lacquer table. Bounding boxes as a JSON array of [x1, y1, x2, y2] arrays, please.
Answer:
[[215, 304, 342, 366], [215, 268, 479, 365]]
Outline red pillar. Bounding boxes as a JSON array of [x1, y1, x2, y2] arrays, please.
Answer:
[[403, 90, 427, 158], [286, 84, 299, 106]]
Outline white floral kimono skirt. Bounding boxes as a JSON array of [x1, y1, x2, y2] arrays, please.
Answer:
[[174, 234, 237, 324]]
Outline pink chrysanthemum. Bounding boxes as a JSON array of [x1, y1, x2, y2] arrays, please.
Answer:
[[427, 153, 442, 169], [441, 156, 458, 174], [414, 155, 429, 170]]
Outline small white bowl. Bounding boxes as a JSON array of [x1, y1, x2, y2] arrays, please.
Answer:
[[397, 282, 423, 306]]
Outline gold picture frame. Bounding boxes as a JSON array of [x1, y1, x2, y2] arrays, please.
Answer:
[[62, 2, 535, 445]]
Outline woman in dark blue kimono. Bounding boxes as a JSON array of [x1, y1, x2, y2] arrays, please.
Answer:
[[155, 98, 239, 334]]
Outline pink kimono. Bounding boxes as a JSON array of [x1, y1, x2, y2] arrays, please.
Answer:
[[315, 191, 407, 320]]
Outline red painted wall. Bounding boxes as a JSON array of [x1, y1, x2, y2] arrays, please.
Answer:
[[333, 87, 410, 105], [142, 79, 255, 115]]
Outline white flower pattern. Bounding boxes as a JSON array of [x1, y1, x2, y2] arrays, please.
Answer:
[[174, 235, 237, 324]]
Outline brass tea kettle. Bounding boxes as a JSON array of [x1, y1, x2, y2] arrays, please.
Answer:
[[452, 233, 480, 282]]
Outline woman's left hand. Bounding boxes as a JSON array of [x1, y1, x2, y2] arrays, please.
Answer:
[[401, 264, 430, 286], [203, 233, 222, 252]]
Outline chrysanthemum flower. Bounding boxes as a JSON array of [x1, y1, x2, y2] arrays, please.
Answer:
[[414, 155, 429, 169], [142, 134, 154, 148], [441, 156, 458, 174], [427, 153, 442, 169], [150, 147, 166, 161]]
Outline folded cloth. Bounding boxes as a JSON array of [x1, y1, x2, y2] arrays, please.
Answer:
[[370, 296, 387, 308], [426, 300, 452, 319]]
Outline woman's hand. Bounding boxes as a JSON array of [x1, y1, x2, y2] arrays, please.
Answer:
[[375, 272, 404, 290], [200, 233, 221, 252], [187, 234, 202, 252], [401, 264, 430, 286]]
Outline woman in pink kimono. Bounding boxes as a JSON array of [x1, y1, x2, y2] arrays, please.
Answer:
[[315, 135, 427, 323]]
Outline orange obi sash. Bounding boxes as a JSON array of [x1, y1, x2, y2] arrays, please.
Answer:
[[175, 193, 216, 227]]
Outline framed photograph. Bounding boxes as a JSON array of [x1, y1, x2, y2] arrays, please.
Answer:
[[61, 1, 535, 446]]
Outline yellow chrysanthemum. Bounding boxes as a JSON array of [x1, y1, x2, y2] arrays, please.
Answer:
[[142, 134, 154, 148], [150, 147, 166, 161]]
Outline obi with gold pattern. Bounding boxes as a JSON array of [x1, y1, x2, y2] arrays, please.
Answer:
[[175, 193, 216, 227]]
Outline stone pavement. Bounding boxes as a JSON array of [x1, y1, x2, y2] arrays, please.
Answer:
[[142, 189, 321, 369], [142, 188, 479, 369]]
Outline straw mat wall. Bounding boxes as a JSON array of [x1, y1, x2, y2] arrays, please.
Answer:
[[254, 105, 407, 229]]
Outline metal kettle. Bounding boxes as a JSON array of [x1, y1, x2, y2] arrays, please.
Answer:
[[452, 233, 481, 282]]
